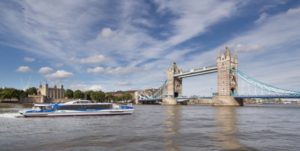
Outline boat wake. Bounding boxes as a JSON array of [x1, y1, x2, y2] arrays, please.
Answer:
[[0, 112, 20, 118]]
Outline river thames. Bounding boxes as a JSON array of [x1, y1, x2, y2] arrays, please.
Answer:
[[1, 104, 300, 151]]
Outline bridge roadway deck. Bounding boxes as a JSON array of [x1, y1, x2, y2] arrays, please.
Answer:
[[234, 95, 300, 99], [173, 66, 217, 78], [139, 95, 300, 103]]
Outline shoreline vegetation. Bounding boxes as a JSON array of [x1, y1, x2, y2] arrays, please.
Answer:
[[0, 87, 133, 104]]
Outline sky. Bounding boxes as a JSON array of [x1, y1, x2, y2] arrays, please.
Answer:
[[0, 0, 300, 96]]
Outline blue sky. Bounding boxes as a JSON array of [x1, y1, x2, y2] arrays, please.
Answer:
[[0, 0, 300, 96]]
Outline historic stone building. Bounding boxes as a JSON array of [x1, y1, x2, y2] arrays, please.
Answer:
[[37, 84, 65, 100]]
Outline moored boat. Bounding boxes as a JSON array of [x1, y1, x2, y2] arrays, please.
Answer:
[[19, 100, 134, 117]]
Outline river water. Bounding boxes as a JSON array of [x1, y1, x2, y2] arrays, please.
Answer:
[[0, 103, 300, 151]]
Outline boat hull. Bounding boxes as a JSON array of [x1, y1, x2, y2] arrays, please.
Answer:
[[20, 109, 134, 117]]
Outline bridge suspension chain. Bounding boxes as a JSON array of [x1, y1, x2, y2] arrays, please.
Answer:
[[236, 69, 300, 96]]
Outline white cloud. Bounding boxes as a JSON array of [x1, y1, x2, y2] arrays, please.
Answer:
[[100, 27, 114, 38], [0, 0, 238, 73], [225, 7, 300, 53], [16, 66, 32, 72], [45, 70, 73, 79], [24, 57, 35, 62], [227, 43, 263, 53], [192, 7, 300, 93], [87, 66, 139, 75], [171, 7, 300, 96], [87, 66, 105, 74], [38, 67, 54, 74], [55, 63, 64, 67], [255, 12, 268, 24], [154, 0, 237, 46], [79, 55, 106, 64], [3, 1, 300, 93], [116, 81, 132, 86], [69, 83, 103, 91]]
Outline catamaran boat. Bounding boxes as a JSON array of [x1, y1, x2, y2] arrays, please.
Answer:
[[19, 100, 134, 117]]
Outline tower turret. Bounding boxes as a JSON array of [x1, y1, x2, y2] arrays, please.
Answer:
[[213, 46, 242, 106]]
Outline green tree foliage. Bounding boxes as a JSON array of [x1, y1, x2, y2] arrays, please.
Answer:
[[26, 87, 37, 95], [16, 90, 28, 99], [0, 88, 27, 101], [90, 91, 106, 102], [123, 93, 133, 101], [84, 90, 93, 100], [65, 89, 74, 98], [1, 88, 17, 99], [105, 93, 115, 102], [73, 90, 84, 99]]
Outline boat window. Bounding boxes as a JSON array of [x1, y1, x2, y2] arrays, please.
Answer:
[[45, 106, 52, 110], [32, 105, 52, 110], [57, 104, 112, 110], [32, 106, 42, 110]]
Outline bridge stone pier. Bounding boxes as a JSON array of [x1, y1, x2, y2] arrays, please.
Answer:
[[162, 62, 183, 105], [213, 47, 242, 106]]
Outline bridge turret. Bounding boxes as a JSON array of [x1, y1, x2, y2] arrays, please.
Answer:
[[214, 47, 242, 106], [225, 46, 231, 57], [163, 62, 183, 104]]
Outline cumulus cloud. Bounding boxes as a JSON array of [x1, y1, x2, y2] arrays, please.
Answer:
[[16, 66, 32, 72], [45, 70, 73, 79], [79, 55, 106, 64], [100, 27, 114, 38], [38, 67, 54, 74], [24, 57, 35, 62]]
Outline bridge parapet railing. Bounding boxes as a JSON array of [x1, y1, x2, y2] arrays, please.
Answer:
[[179, 66, 217, 74]]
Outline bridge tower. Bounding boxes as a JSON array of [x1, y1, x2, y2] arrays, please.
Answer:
[[162, 62, 182, 105], [213, 47, 243, 106]]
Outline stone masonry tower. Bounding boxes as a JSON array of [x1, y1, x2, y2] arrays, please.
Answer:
[[162, 62, 182, 105], [213, 47, 242, 106]]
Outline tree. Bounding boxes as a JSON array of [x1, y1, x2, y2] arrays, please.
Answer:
[[105, 93, 115, 102], [114, 95, 122, 102], [0, 88, 27, 101], [90, 91, 105, 102], [0, 88, 20, 100], [123, 93, 132, 101], [1, 88, 16, 99], [65, 89, 74, 98], [16, 90, 28, 99], [26, 87, 37, 95], [73, 90, 84, 99], [84, 90, 93, 100]]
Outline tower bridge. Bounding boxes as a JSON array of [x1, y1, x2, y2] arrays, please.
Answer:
[[136, 47, 300, 106]]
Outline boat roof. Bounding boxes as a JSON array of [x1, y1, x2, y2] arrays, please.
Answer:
[[64, 100, 92, 104], [33, 104, 52, 106], [63, 100, 112, 105]]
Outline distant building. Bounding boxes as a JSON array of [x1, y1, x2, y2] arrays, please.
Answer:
[[37, 84, 65, 100]]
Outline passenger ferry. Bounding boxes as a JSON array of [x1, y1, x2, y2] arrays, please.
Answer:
[[19, 100, 134, 117]]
